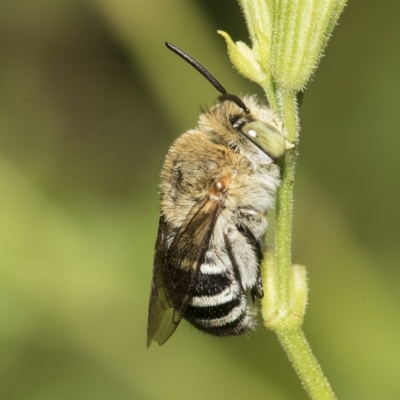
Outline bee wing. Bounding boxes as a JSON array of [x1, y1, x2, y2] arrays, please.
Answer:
[[147, 196, 224, 347], [147, 215, 178, 347]]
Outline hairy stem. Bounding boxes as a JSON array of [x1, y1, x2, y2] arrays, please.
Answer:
[[277, 329, 337, 400], [220, 1, 347, 397], [265, 89, 338, 400], [274, 91, 298, 311], [275, 147, 296, 312]]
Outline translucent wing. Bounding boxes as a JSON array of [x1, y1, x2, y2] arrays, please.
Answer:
[[147, 215, 176, 347], [147, 195, 224, 347]]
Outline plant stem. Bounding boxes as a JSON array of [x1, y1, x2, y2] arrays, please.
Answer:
[[275, 147, 296, 312], [274, 90, 298, 314], [267, 91, 338, 400], [219, 2, 346, 396], [277, 328, 337, 400], [278, 90, 299, 143], [263, 81, 279, 115]]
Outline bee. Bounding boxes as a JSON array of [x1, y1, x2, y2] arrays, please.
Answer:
[[147, 42, 288, 347]]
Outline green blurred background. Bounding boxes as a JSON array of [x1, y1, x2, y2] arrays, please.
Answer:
[[1, 0, 399, 399]]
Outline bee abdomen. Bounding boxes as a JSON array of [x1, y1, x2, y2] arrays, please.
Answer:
[[183, 272, 254, 336]]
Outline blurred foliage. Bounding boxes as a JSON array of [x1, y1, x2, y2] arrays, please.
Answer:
[[0, 0, 399, 399]]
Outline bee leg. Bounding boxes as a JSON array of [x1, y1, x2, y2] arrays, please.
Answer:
[[251, 274, 264, 304]]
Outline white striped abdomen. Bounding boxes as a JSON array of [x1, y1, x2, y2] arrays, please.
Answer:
[[183, 267, 255, 336]]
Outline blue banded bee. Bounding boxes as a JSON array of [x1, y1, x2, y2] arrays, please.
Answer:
[[147, 42, 288, 347]]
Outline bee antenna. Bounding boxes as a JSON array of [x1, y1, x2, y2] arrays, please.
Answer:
[[166, 42, 227, 95], [218, 93, 250, 114]]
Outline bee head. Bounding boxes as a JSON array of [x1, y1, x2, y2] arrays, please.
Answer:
[[166, 42, 287, 160], [201, 95, 286, 160], [219, 94, 286, 160]]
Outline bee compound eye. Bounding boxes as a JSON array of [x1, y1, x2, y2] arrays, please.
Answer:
[[247, 129, 258, 138], [241, 121, 286, 160]]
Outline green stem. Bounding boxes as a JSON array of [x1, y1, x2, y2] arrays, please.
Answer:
[[266, 91, 338, 400], [220, 2, 346, 397], [275, 147, 296, 312], [274, 90, 298, 313], [263, 81, 279, 114], [278, 89, 299, 143], [277, 328, 337, 400]]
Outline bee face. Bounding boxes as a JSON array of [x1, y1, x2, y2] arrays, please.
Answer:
[[147, 44, 286, 347], [199, 96, 285, 161]]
